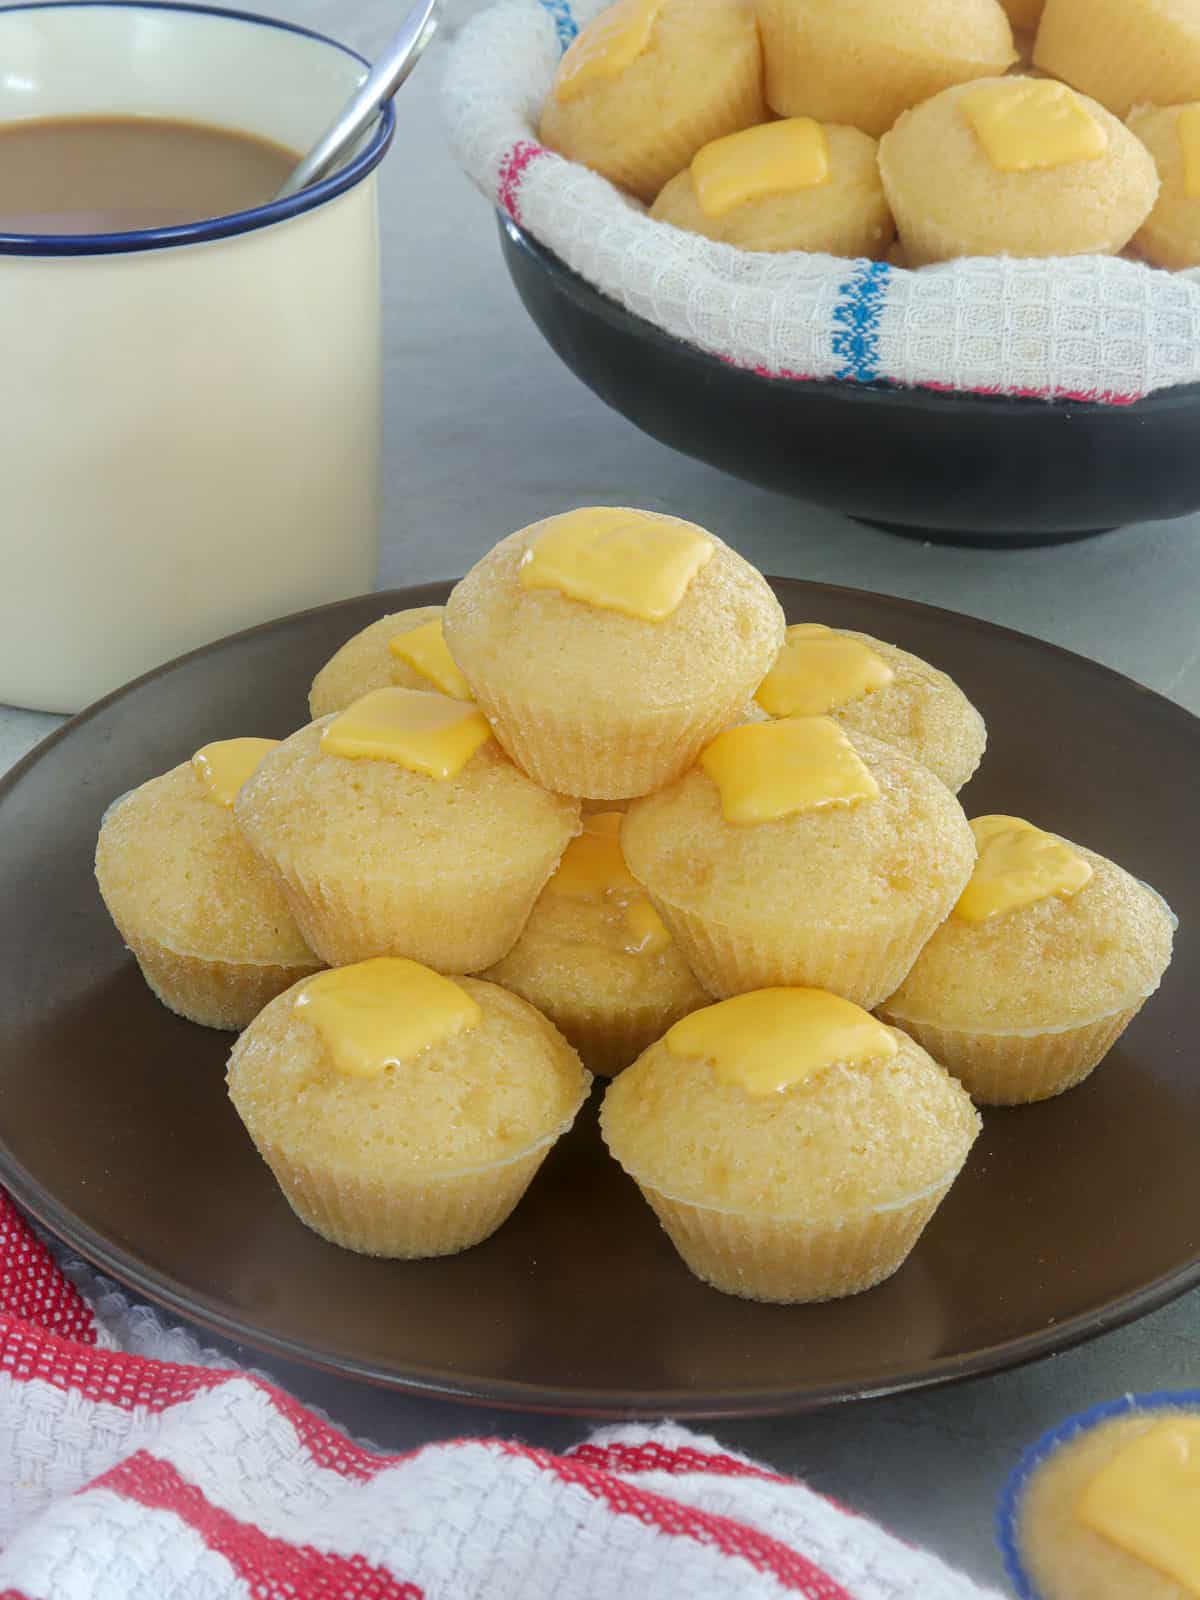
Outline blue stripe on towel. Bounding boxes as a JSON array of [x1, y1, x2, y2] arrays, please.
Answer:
[[831, 260, 890, 383], [538, 0, 579, 48]]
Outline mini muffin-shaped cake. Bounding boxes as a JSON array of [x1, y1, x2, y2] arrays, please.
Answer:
[[228, 958, 590, 1257], [308, 606, 470, 720], [235, 688, 580, 972], [998, 1392, 1200, 1600], [601, 987, 980, 1302], [650, 119, 894, 258], [754, 623, 986, 792], [878, 815, 1175, 1104], [538, 0, 765, 204], [1034, 0, 1200, 120], [444, 508, 785, 799], [754, 0, 1016, 138], [484, 811, 710, 1076], [1128, 103, 1200, 270], [621, 716, 976, 1007], [95, 739, 321, 1030], [879, 77, 1158, 264]]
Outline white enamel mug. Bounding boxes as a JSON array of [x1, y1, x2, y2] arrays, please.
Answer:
[[0, 1, 389, 713]]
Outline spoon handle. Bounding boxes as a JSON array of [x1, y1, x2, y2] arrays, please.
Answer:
[[275, 0, 441, 200]]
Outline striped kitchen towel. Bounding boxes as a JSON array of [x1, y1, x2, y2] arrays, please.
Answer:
[[0, 1190, 1004, 1598], [443, 0, 1200, 403]]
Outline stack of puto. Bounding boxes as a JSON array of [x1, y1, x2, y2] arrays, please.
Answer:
[[535, 0, 1192, 266], [94, 503, 1175, 1300]]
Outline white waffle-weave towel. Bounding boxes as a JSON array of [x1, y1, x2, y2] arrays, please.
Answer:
[[443, 0, 1200, 402], [0, 1190, 1006, 1598]]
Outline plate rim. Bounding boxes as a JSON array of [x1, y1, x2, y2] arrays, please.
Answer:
[[3, 578, 1198, 1418]]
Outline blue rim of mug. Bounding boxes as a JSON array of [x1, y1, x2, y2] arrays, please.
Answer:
[[0, 0, 395, 255], [995, 1387, 1200, 1600]]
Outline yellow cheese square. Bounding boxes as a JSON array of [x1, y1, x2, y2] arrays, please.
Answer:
[[667, 987, 896, 1095], [955, 814, 1092, 922], [388, 618, 472, 701], [294, 957, 481, 1078], [1076, 1418, 1200, 1594], [754, 622, 895, 717], [555, 0, 665, 103], [1177, 105, 1200, 200], [692, 119, 830, 219], [700, 716, 879, 825], [519, 508, 714, 621], [961, 80, 1108, 173], [320, 687, 492, 780], [191, 737, 279, 807]]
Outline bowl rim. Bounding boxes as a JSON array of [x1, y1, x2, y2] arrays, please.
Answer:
[[500, 212, 1200, 417]]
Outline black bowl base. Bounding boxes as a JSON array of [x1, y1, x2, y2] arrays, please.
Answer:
[[852, 519, 1119, 549]]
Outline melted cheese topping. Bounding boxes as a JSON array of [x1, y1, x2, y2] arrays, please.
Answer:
[[961, 79, 1108, 172], [1176, 105, 1200, 199], [550, 809, 640, 898], [691, 119, 830, 219], [388, 617, 472, 700], [548, 811, 671, 957], [518, 507, 714, 622], [1076, 1418, 1200, 1595], [700, 716, 879, 825], [191, 738, 279, 806], [955, 814, 1093, 922], [293, 957, 481, 1078], [754, 623, 896, 718], [666, 987, 898, 1096], [622, 896, 671, 956], [553, 0, 666, 103], [320, 687, 492, 780]]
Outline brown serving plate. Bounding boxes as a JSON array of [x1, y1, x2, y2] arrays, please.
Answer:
[[0, 579, 1196, 1417]]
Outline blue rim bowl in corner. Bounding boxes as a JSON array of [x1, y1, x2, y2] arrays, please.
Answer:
[[996, 1388, 1200, 1599], [497, 213, 1200, 549]]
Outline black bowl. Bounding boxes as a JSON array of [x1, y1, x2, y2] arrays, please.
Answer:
[[499, 213, 1200, 548]]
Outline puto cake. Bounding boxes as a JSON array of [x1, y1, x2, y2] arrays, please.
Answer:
[[1128, 103, 1200, 270], [228, 958, 590, 1256], [1034, 0, 1200, 120], [754, 0, 1016, 139], [998, 1392, 1200, 1600], [879, 77, 1158, 264], [95, 738, 321, 1030], [443, 508, 785, 799], [621, 717, 976, 1006], [234, 687, 579, 972], [650, 120, 895, 258], [878, 815, 1175, 1104], [754, 623, 986, 792], [484, 810, 710, 1076], [601, 987, 980, 1301], [308, 606, 470, 720], [538, 0, 765, 204]]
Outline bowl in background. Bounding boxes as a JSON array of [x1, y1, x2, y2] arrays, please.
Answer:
[[499, 214, 1200, 548]]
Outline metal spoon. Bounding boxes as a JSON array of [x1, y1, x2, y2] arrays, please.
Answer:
[[274, 0, 441, 200]]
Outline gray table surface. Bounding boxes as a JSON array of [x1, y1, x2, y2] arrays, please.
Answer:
[[4, 7, 1200, 1590]]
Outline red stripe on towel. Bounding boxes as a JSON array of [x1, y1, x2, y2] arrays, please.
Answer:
[[95, 1452, 424, 1599], [495, 1441, 853, 1598]]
